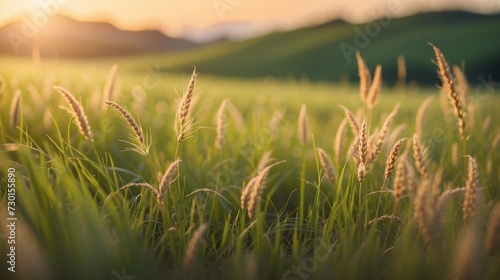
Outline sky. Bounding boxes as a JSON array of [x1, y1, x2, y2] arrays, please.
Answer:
[[1, 0, 500, 41]]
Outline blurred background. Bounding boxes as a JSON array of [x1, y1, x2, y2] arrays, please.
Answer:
[[1, 0, 499, 86]]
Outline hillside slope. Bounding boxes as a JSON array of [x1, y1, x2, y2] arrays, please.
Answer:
[[135, 11, 500, 85]]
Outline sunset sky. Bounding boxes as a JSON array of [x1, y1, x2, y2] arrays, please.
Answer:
[[1, 0, 499, 40]]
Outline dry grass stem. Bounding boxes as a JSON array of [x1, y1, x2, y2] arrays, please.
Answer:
[[54, 86, 94, 142], [317, 148, 337, 184], [431, 44, 466, 139]]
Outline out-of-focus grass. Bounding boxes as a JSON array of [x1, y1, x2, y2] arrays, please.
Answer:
[[0, 56, 499, 280]]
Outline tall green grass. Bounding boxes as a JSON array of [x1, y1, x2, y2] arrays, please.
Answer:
[[0, 56, 499, 280]]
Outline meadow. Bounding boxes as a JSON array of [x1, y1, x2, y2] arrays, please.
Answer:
[[1, 47, 500, 280]]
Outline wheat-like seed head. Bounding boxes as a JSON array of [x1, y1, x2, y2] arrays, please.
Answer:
[[158, 159, 181, 204], [384, 138, 407, 181], [102, 63, 118, 104], [214, 99, 228, 150], [183, 223, 208, 272], [415, 97, 433, 138], [334, 118, 347, 164], [356, 52, 372, 103], [244, 161, 284, 220], [121, 182, 159, 197], [246, 166, 272, 220], [392, 156, 407, 201], [412, 134, 427, 177], [9, 89, 21, 131], [298, 104, 310, 145], [317, 148, 337, 184], [367, 214, 403, 226], [367, 64, 382, 110], [54, 86, 94, 142], [358, 122, 368, 166], [369, 103, 399, 164], [177, 67, 198, 143], [431, 44, 466, 140], [255, 150, 274, 175], [486, 203, 500, 256], [240, 176, 258, 211], [463, 156, 479, 222], [357, 162, 366, 184], [452, 65, 468, 106], [104, 101, 144, 144], [339, 105, 359, 137]]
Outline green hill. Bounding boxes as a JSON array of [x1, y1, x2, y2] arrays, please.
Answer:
[[124, 11, 500, 85]]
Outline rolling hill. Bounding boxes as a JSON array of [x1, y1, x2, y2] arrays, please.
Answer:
[[125, 11, 500, 85]]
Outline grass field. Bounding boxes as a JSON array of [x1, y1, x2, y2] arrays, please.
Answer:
[[1, 49, 500, 280]]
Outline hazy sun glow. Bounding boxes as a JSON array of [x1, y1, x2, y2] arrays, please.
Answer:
[[1, 0, 499, 40]]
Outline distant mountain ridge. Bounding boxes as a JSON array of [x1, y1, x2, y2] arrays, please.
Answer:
[[0, 15, 199, 57]]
